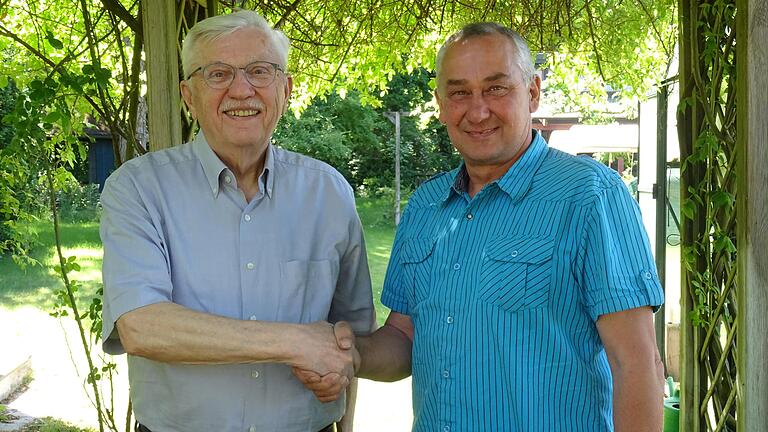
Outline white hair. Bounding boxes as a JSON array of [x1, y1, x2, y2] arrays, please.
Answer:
[[436, 22, 535, 84], [181, 10, 290, 77]]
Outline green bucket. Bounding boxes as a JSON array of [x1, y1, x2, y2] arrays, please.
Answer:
[[663, 377, 680, 432]]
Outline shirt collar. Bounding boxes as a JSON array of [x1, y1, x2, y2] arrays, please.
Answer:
[[439, 130, 549, 204], [193, 131, 275, 199]]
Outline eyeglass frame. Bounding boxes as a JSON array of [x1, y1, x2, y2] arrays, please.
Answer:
[[185, 61, 286, 89]]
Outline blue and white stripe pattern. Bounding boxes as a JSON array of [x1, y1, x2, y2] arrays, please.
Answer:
[[381, 131, 664, 431]]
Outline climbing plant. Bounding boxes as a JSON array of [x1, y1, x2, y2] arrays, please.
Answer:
[[678, 0, 739, 430]]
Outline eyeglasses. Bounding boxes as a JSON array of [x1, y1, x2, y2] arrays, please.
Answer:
[[186, 61, 285, 89]]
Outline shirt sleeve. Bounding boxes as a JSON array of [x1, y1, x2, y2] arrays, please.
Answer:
[[99, 168, 174, 354], [379, 205, 413, 316], [580, 180, 665, 321], [327, 192, 376, 335]]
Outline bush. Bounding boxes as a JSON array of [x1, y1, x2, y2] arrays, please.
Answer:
[[55, 182, 101, 222]]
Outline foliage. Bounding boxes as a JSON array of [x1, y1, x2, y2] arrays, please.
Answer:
[[275, 67, 459, 194], [1, 42, 123, 431], [678, 0, 738, 430]]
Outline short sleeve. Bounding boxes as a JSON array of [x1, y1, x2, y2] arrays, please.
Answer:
[[328, 191, 376, 335], [100, 170, 174, 354], [380, 205, 415, 315], [580, 181, 665, 321]]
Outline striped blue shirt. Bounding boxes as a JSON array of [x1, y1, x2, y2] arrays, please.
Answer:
[[381, 131, 664, 431]]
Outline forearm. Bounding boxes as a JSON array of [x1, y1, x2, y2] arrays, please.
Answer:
[[611, 354, 665, 431], [357, 324, 412, 382], [117, 302, 308, 367]]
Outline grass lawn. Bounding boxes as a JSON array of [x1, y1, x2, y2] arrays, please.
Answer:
[[0, 197, 398, 325], [0, 220, 103, 311]]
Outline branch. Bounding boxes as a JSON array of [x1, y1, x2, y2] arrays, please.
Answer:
[[99, 0, 140, 33], [275, 0, 302, 29], [583, 0, 606, 82], [634, 0, 672, 59]]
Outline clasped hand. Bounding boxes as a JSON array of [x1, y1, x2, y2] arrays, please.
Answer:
[[291, 321, 359, 402]]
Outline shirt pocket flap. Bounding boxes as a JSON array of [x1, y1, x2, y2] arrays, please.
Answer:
[[401, 238, 436, 264], [486, 237, 555, 264]]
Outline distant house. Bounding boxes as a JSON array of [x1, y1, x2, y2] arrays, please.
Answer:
[[83, 127, 115, 192]]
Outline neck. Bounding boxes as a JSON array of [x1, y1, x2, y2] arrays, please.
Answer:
[[211, 142, 269, 202]]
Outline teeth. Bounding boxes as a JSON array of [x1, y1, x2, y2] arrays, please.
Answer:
[[228, 110, 259, 117]]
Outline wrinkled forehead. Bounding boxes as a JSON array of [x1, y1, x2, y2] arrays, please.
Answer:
[[438, 35, 523, 85]]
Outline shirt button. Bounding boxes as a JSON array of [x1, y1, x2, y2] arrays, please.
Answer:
[[251, 370, 260, 379], [466, 213, 473, 220], [244, 214, 251, 222], [443, 425, 451, 432], [510, 250, 519, 258], [249, 426, 257, 432], [246, 262, 255, 270], [446, 316, 454, 324], [224, 176, 232, 184], [645, 271, 653, 279], [442, 370, 450, 378], [249, 315, 257, 321], [453, 263, 461, 270]]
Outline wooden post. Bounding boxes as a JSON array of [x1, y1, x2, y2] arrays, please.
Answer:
[[142, 0, 182, 151], [736, 0, 768, 430], [677, 0, 707, 429]]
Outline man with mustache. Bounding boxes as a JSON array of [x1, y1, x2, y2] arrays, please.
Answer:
[[298, 22, 665, 431], [99, 10, 374, 432]]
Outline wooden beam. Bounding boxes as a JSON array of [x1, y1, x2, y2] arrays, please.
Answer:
[[736, 0, 768, 430], [142, 0, 182, 151], [678, 0, 707, 429]]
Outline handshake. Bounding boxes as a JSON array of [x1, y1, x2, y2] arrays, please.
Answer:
[[290, 321, 360, 403]]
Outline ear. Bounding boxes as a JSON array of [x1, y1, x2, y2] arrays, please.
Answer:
[[281, 74, 294, 115], [180, 80, 197, 119], [528, 74, 542, 113]]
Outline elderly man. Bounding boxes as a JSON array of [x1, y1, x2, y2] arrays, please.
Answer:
[[298, 22, 665, 431], [100, 10, 374, 432]]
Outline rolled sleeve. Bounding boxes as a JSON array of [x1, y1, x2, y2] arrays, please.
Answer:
[[581, 181, 665, 321], [380, 207, 413, 316], [100, 169, 174, 354]]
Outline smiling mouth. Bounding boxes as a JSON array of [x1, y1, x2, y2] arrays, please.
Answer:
[[225, 109, 261, 118], [466, 127, 498, 137]]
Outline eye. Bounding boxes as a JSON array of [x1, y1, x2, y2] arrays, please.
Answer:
[[448, 89, 470, 100], [205, 66, 233, 82], [247, 65, 272, 76], [485, 85, 509, 96]]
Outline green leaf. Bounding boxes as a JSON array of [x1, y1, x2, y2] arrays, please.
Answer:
[[45, 31, 64, 49], [714, 235, 736, 253], [44, 111, 61, 123], [681, 200, 696, 220], [710, 191, 734, 209]]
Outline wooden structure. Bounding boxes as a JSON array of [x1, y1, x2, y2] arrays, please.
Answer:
[[678, 0, 767, 430], [141, 2, 767, 430], [735, 0, 768, 430]]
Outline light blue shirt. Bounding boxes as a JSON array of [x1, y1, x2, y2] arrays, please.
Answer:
[[100, 132, 374, 432], [381, 131, 663, 431]]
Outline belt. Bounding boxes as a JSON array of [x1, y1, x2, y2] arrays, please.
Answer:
[[137, 423, 335, 432]]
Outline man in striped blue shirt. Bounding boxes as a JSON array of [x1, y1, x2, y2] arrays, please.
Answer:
[[297, 22, 665, 431]]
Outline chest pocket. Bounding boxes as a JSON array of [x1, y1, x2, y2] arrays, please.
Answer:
[[400, 238, 436, 309], [479, 237, 554, 312]]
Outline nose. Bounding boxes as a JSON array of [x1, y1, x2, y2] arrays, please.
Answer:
[[227, 69, 257, 98], [465, 93, 491, 124]]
